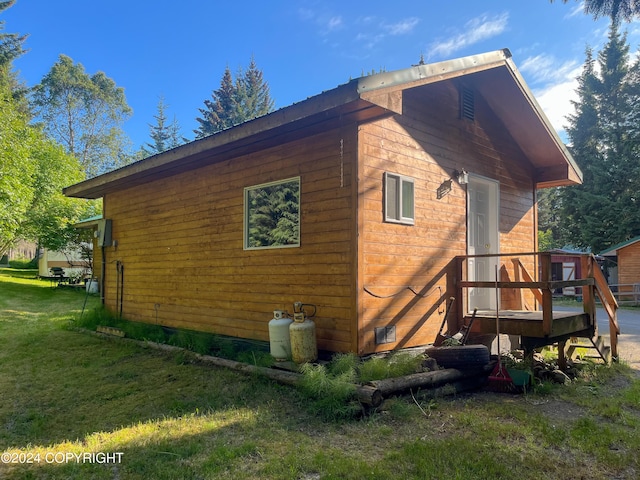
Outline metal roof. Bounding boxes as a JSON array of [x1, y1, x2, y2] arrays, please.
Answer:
[[599, 235, 640, 257], [64, 49, 581, 199], [73, 214, 103, 228]]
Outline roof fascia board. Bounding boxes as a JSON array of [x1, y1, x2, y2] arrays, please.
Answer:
[[357, 49, 513, 98], [64, 82, 363, 198]]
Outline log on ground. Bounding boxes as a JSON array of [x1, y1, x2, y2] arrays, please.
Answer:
[[367, 364, 492, 396]]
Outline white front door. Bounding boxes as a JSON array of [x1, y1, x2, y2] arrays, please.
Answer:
[[467, 175, 499, 311]]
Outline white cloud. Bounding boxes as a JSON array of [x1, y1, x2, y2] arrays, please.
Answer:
[[565, 2, 585, 18], [355, 16, 420, 50], [520, 54, 580, 84], [297, 8, 315, 22], [383, 17, 420, 36], [517, 53, 581, 139], [297, 8, 343, 35], [428, 12, 509, 58], [326, 16, 343, 32], [531, 65, 582, 139]]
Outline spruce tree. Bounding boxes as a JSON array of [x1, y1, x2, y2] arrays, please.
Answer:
[[557, 24, 640, 252], [238, 56, 274, 122], [145, 96, 170, 155], [167, 115, 186, 149], [0, 1, 26, 69], [140, 97, 187, 157], [557, 0, 640, 23], [195, 58, 274, 138], [0, 0, 28, 110]]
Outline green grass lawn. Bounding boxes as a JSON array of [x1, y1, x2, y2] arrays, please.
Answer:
[[1, 268, 639, 479]]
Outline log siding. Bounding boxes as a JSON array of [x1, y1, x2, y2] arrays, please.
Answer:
[[618, 242, 640, 286]]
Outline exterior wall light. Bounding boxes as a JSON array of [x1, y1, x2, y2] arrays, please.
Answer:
[[454, 169, 469, 185]]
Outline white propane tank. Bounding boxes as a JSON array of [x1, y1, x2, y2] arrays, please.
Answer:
[[268, 310, 293, 361], [85, 278, 99, 293], [289, 312, 317, 363]]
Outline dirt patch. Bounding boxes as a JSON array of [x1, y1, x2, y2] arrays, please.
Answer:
[[523, 397, 589, 423]]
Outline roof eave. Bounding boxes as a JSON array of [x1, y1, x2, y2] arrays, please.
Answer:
[[64, 81, 367, 199], [502, 56, 583, 188], [64, 49, 582, 198]]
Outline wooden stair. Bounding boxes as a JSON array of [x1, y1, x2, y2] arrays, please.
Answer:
[[565, 335, 612, 364]]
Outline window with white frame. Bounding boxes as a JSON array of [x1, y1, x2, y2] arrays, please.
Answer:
[[384, 172, 415, 225], [244, 177, 300, 249]]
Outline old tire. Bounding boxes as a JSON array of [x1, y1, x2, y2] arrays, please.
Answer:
[[425, 345, 490, 369]]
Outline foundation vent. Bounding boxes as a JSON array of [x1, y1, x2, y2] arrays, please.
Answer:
[[375, 326, 396, 345]]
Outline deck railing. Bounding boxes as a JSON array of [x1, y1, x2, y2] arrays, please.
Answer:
[[456, 252, 619, 358], [607, 283, 640, 306]]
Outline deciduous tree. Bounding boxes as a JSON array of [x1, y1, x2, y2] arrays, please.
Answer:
[[0, 82, 91, 257], [31, 54, 132, 178]]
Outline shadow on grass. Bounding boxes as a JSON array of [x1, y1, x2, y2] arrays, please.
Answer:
[[1, 275, 311, 478]]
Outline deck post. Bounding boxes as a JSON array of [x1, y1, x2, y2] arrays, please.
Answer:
[[610, 314, 619, 359], [557, 340, 568, 371], [540, 252, 553, 336], [456, 256, 467, 318], [581, 255, 596, 334], [511, 258, 523, 310]]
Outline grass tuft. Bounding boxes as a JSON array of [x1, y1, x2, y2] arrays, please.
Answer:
[[358, 351, 424, 382], [298, 363, 361, 421]]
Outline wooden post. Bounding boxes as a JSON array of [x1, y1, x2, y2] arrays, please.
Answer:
[[610, 312, 619, 359], [557, 340, 568, 371], [589, 254, 620, 359], [457, 256, 467, 318], [581, 255, 596, 334], [540, 252, 553, 336], [511, 258, 523, 310]]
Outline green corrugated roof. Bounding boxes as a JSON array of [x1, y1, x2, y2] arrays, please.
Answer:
[[599, 235, 640, 256], [73, 214, 103, 228]]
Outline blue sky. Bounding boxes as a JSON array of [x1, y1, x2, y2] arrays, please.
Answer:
[[5, 1, 639, 149]]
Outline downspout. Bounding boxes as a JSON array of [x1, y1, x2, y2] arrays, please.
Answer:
[[119, 262, 124, 318], [101, 246, 106, 305]]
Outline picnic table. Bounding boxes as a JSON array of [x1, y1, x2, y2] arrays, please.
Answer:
[[48, 267, 69, 286]]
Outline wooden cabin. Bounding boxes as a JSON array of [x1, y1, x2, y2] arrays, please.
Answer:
[[65, 49, 615, 357], [600, 236, 640, 305]]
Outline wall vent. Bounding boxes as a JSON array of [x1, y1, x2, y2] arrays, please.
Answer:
[[460, 87, 475, 121]]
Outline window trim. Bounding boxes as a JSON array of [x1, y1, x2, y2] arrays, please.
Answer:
[[384, 172, 415, 225], [243, 176, 301, 250]]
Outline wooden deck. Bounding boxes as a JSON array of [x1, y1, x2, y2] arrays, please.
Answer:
[[455, 253, 620, 359], [467, 310, 593, 338]]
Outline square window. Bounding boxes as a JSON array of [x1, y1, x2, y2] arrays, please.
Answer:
[[384, 172, 415, 225], [244, 177, 300, 250]]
